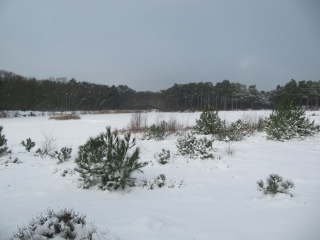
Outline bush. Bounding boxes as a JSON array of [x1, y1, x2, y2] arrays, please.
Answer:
[[21, 138, 35, 152], [266, 99, 320, 141], [6, 208, 109, 240], [218, 119, 253, 141], [154, 149, 171, 164], [0, 126, 10, 157], [56, 147, 72, 163], [75, 127, 148, 191], [257, 173, 295, 197], [137, 174, 183, 190], [143, 121, 167, 141], [195, 106, 224, 134], [176, 132, 215, 159]]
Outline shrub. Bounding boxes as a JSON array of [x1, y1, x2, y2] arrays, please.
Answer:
[[257, 173, 295, 197], [143, 121, 167, 141], [154, 149, 171, 164], [75, 127, 148, 191], [266, 99, 320, 141], [56, 147, 72, 163], [6, 208, 109, 240], [176, 132, 215, 159], [0, 126, 10, 157], [21, 138, 35, 152], [218, 119, 252, 141], [195, 106, 224, 134], [137, 174, 183, 190]]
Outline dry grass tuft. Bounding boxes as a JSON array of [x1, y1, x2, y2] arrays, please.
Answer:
[[49, 113, 81, 120]]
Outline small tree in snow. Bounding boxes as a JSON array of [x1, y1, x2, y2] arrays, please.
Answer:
[[0, 126, 10, 157], [266, 99, 320, 141], [257, 173, 295, 197], [154, 149, 171, 164], [56, 147, 72, 163], [21, 138, 35, 152], [75, 127, 147, 191], [176, 132, 215, 159], [195, 106, 224, 135]]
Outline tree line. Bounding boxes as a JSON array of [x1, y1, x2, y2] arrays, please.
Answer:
[[0, 70, 319, 112]]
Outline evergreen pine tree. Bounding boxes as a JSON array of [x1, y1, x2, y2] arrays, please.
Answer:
[[75, 127, 147, 191], [257, 173, 294, 196], [0, 126, 10, 157], [266, 99, 320, 141], [21, 138, 35, 152], [195, 106, 224, 134]]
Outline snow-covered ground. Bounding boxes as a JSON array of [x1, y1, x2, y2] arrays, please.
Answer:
[[1, 110, 320, 240]]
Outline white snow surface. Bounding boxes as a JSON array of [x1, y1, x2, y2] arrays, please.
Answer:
[[1, 110, 320, 240]]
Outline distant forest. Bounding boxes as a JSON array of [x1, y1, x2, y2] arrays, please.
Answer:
[[0, 70, 319, 112]]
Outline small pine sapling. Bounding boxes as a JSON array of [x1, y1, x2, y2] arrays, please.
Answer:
[[56, 147, 72, 163], [143, 121, 167, 141], [0, 126, 10, 157], [176, 132, 215, 159], [195, 106, 224, 134], [266, 99, 320, 141], [154, 149, 171, 164], [257, 173, 295, 197], [21, 138, 36, 152], [75, 127, 148, 191], [218, 119, 252, 141]]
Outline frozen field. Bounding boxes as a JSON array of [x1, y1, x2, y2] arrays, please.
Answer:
[[0, 110, 320, 240]]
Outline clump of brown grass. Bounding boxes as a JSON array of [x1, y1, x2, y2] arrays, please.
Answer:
[[49, 112, 81, 120]]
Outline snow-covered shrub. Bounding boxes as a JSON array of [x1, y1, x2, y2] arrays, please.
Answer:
[[6, 208, 109, 240], [137, 174, 183, 190], [195, 106, 224, 135], [218, 119, 253, 141], [1, 155, 21, 165], [154, 149, 171, 164], [266, 99, 320, 141], [21, 138, 35, 152], [75, 127, 148, 191], [56, 147, 72, 163], [0, 126, 10, 157], [257, 173, 295, 197], [143, 121, 167, 141], [176, 132, 215, 159]]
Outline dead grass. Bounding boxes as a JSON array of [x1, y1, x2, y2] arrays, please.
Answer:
[[49, 113, 81, 120]]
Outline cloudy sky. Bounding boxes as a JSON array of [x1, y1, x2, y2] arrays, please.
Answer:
[[0, 0, 319, 92]]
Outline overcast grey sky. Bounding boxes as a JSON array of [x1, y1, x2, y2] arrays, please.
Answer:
[[0, 0, 319, 92]]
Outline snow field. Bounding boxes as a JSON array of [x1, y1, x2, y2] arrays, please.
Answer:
[[0, 110, 320, 240]]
